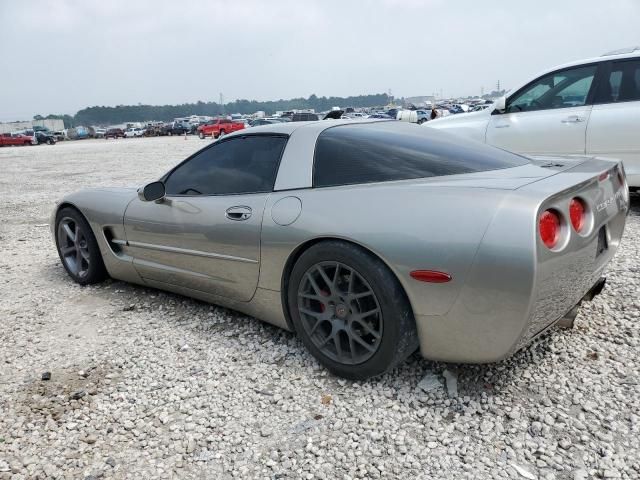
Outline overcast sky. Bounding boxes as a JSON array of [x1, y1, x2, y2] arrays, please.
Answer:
[[1, 0, 638, 121]]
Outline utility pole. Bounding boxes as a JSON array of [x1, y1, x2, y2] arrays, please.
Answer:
[[219, 93, 225, 115]]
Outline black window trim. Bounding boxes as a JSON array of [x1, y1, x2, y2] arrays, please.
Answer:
[[161, 133, 289, 197], [494, 61, 605, 115], [592, 58, 640, 105]]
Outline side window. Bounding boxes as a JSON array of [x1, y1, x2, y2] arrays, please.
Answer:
[[595, 59, 640, 103], [165, 135, 287, 196], [506, 65, 597, 113]]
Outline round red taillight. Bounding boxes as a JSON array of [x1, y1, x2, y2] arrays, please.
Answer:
[[569, 198, 586, 232], [539, 210, 560, 249]]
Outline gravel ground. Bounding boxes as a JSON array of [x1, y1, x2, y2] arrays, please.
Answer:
[[0, 137, 638, 480]]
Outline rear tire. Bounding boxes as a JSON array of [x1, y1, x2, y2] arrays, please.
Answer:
[[218, 130, 226, 139], [55, 207, 108, 285], [287, 241, 418, 380]]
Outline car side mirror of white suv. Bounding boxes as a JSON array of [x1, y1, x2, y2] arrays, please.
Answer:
[[493, 96, 506, 113]]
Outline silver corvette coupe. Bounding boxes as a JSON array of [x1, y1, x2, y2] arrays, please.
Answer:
[[51, 121, 629, 379]]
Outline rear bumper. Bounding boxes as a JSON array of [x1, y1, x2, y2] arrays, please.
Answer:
[[416, 275, 607, 363]]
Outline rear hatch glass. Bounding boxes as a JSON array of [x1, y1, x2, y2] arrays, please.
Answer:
[[314, 122, 529, 188]]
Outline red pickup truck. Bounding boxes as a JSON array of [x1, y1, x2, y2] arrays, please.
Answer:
[[0, 133, 33, 146], [197, 119, 244, 139]]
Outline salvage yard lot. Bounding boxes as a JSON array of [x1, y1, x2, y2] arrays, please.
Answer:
[[0, 137, 638, 479]]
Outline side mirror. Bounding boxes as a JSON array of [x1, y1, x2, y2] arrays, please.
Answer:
[[493, 96, 506, 113], [138, 181, 166, 202]]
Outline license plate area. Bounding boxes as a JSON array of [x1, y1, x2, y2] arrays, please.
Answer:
[[596, 226, 608, 257]]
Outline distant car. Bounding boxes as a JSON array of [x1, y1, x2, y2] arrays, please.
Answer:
[[51, 130, 67, 141], [425, 47, 640, 188], [35, 131, 56, 145], [291, 112, 319, 122], [14, 129, 38, 145], [51, 120, 628, 380], [396, 110, 430, 124], [163, 122, 191, 136], [0, 133, 33, 146], [197, 119, 245, 139], [93, 128, 107, 138], [105, 128, 125, 139], [386, 108, 399, 119], [124, 128, 145, 138], [367, 113, 393, 119], [250, 119, 280, 127]]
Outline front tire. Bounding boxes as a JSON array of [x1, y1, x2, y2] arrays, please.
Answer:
[[55, 207, 108, 285], [287, 241, 418, 380]]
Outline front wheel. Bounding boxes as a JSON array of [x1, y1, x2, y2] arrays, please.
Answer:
[[218, 130, 226, 139], [55, 207, 108, 285], [288, 241, 418, 380]]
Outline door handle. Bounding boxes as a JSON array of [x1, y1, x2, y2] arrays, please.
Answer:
[[494, 124, 510, 129], [225, 206, 252, 221], [561, 116, 585, 123]]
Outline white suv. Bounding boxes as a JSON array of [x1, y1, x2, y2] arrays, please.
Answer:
[[425, 47, 640, 189], [124, 127, 144, 138]]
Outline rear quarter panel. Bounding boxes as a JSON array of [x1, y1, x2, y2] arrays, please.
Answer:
[[259, 182, 510, 319]]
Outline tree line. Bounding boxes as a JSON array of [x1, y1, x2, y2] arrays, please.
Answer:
[[37, 93, 391, 127]]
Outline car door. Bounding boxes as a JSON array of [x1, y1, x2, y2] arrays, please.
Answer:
[[587, 58, 640, 185], [123, 134, 288, 302], [486, 64, 600, 155]]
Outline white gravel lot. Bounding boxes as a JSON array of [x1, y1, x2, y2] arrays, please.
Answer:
[[0, 137, 638, 480]]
